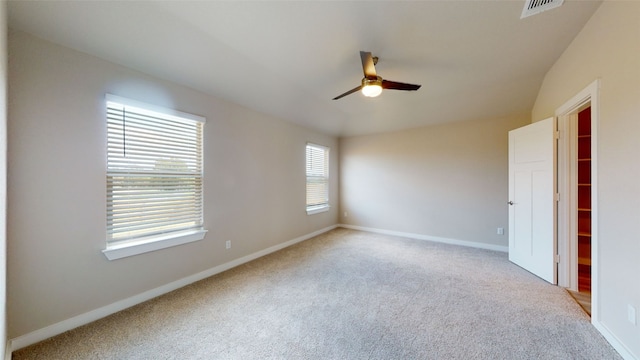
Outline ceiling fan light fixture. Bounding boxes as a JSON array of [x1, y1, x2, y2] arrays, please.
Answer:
[[361, 77, 383, 97], [332, 52, 420, 100]]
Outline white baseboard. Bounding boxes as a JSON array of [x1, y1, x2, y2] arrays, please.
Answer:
[[339, 224, 508, 253], [593, 320, 638, 360], [9, 225, 338, 352]]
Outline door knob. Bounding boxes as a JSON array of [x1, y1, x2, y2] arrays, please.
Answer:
[[507, 201, 514, 205]]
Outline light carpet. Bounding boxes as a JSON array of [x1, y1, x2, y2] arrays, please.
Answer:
[[13, 228, 621, 359]]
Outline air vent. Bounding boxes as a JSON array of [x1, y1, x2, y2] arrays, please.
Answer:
[[521, 0, 564, 19]]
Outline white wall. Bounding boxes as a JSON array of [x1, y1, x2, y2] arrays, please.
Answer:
[[532, 2, 640, 358], [7, 30, 338, 341], [340, 115, 529, 250]]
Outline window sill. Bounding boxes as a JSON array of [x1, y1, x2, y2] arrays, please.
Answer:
[[306, 205, 330, 215], [103, 229, 207, 260]]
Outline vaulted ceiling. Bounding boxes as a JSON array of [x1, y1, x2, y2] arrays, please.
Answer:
[[8, 1, 601, 136]]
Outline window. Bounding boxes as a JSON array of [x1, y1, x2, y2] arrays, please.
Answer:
[[104, 94, 206, 260], [306, 143, 330, 214]]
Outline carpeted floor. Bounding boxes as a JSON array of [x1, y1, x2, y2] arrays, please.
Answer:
[[13, 228, 621, 359]]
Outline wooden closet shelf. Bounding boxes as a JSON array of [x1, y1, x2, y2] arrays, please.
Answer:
[[578, 257, 592, 266]]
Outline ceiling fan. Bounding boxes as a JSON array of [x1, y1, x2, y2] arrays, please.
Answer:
[[332, 51, 421, 100]]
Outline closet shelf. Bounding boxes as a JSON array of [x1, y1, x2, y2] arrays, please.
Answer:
[[578, 257, 591, 266]]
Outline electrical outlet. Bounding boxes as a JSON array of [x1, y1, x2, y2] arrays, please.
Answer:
[[344, 211, 348, 217], [225, 240, 231, 250], [497, 227, 504, 235], [628, 305, 637, 326]]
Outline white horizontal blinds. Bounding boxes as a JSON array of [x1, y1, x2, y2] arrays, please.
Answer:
[[306, 143, 329, 209], [106, 96, 204, 244]]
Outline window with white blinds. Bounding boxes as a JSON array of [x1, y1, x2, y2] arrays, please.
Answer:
[[106, 94, 205, 252], [306, 143, 330, 214]]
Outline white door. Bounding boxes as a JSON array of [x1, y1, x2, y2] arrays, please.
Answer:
[[508, 118, 557, 284]]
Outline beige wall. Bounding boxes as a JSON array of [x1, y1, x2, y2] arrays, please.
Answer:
[[7, 31, 338, 338], [0, 1, 7, 358], [340, 115, 529, 249], [532, 2, 640, 358]]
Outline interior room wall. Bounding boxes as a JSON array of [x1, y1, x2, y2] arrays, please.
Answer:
[[0, 1, 7, 358], [339, 115, 529, 250], [7, 30, 338, 341], [531, 2, 640, 358]]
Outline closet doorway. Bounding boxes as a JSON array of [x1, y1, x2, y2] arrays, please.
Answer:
[[576, 107, 592, 297], [572, 106, 592, 315], [556, 80, 599, 319]]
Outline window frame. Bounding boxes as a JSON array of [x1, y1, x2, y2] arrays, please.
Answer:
[[305, 142, 330, 215], [103, 94, 207, 260]]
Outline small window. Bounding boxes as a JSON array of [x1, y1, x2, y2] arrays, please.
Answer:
[[104, 94, 206, 260], [306, 143, 330, 214]]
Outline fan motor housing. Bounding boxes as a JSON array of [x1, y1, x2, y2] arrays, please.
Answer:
[[362, 76, 382, 87]]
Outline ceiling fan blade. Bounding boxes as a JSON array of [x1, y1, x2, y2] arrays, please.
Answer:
[[360, 51, 377, 79], [381, 80, 421, 91], [332, 85, 363, 100]]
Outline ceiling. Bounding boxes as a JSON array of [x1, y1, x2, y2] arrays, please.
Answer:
[[8, 1, 601, 137]]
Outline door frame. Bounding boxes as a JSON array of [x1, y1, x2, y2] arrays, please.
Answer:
[[555, 79, 600, 321]]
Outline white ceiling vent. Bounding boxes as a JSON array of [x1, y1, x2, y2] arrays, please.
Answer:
[[521, 0, 564, 19]]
